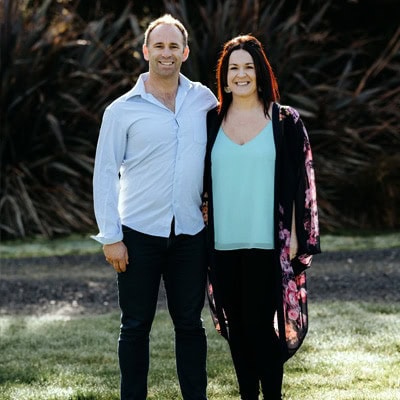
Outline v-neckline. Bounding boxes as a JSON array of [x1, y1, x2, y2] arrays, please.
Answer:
[[220, 120, 271, 146]]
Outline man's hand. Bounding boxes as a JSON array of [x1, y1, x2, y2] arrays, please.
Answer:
[[103, 241, 129, 273]]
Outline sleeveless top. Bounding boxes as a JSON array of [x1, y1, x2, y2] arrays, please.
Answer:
[[211, 122, 276, 250]]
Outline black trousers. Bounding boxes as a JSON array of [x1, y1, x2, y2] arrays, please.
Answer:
[[118, 226, 208, 400], [214, 249, 283, 400]]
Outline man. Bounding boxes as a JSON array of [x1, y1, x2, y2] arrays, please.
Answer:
[[92, 14, 217, 400]]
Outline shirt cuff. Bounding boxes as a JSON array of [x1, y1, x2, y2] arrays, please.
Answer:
[[90, 232, 123, 245]]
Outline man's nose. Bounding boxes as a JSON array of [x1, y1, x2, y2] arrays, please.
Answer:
[[161, 48, 172, 57]]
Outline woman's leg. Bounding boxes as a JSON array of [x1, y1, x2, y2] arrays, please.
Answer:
[[240, 249, 283, 400], [214, 250, 260, 400], [214, 249, 283, 400]]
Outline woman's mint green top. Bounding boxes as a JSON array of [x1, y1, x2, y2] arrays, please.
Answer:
[[211, 122, 276, 250]]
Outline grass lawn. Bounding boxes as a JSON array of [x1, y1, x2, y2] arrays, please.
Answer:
[[1, 232, 399, 398], [1, 301, 399, 400], [1, 231, 399, 258]]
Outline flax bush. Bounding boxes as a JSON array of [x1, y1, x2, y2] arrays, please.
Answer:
[[1, 0, 399, 238]]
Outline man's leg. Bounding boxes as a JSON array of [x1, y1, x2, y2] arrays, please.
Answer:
[[118, 228, 165, 400], [164, 229, 208, 400]]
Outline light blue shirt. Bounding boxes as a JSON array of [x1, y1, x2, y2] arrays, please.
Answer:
[[211, 122, 276, 250], [92, 72, 217, 244]]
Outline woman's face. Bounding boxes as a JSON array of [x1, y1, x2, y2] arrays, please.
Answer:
[[226, 49, 257, 98]]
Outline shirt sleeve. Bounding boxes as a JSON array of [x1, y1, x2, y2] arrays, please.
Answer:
[[91, 107, 127, 245], [206, 87, 218, 110], [194, 81, 218, 111]]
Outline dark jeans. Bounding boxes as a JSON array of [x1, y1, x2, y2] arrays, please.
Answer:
[[118, 226, 208, 400], [214, 249, 283, 400]]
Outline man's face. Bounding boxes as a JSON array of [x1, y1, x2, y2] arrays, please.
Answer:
[[143, 24, 189, 78]]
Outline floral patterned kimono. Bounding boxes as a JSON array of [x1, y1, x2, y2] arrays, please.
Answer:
[[203, 102, 321, 362]]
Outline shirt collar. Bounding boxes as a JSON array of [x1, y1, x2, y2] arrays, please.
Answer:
[[126, 72, 193, 100]]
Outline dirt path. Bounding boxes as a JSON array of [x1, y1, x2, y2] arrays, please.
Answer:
[[1, 248, 399, 316]]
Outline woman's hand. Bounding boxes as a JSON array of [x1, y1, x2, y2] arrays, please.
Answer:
[[201, 192, 209, 225]]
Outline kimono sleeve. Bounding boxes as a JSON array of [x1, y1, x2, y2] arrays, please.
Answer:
[[291, 115, 321, 275]]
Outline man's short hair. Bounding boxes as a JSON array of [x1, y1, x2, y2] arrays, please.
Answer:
[[144, 14, 188, 47]]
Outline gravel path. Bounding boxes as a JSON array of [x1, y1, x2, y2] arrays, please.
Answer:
[[1, 248, 399, 316]]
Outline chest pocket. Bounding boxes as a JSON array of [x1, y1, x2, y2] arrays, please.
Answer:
[[178, 114, 207, 144]]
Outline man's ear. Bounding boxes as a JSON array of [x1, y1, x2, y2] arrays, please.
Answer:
[[182, 46, 190, 62], [143, 44, 149, 61]]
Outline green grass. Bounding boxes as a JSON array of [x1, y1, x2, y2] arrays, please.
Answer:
[[1, 232, 399, 259], [321, 232, 400, 252], [0, 234, 102, 259], [1, 303, 399, 399], [1, 233, 399, 398]]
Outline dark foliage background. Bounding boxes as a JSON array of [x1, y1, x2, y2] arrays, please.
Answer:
[[1, 0, 399, 239]]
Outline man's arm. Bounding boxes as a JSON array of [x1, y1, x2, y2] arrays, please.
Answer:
[[92, 107, 129, 271]]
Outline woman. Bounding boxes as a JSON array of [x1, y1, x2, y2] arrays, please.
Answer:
[[204, 35, 321, 400]]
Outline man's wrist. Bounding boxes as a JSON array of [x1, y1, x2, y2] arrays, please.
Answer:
[[103, 241, 122, 249]]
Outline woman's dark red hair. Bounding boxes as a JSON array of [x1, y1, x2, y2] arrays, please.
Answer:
[[216, 35, 280, 118]]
